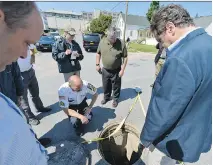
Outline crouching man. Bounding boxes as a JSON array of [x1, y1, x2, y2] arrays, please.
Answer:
[[58, 75, 98, 136]]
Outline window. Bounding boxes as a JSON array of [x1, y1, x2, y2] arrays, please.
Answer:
[[130, 31, 133, 36]]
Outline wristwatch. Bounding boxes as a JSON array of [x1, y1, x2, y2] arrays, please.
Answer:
[[96, 64, 100, 66]]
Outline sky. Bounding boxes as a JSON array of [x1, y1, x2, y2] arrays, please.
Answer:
[[36, 1, 212, 17]]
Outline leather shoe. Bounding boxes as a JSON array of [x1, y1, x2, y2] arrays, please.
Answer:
[[112, 100, 118, 108], [101, 99, 109, 105], [38, 138, 51, 147]]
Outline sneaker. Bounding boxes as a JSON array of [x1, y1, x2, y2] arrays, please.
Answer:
[[38, 138, 51, 147], [101, 99, 109, 105], [112, 100, 118, 108], [29, 117, 40, 125], [37, 107, 52, 113]]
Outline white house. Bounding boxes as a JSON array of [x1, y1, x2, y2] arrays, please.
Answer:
[[115, 13, 150, 41]]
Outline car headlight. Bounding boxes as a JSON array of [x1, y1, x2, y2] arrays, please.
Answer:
[[36, 43, 40, 46]]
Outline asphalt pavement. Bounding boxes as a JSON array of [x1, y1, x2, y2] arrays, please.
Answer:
[[30, 34, 211, 165]]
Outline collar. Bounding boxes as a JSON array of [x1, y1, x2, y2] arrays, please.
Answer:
[[166, 28, 206, 57], [168, 27, 201, 51]]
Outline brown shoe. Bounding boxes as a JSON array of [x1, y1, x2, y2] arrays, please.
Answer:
[[101, 99, 109, 105], [112, 100, 118, 108]]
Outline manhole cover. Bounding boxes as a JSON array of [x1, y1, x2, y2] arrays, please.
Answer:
[[97, 122, 143, 165]]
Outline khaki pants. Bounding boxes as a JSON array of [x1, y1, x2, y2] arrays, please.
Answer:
[[63, 71, 80, 82], [155, 58, 165, 77]]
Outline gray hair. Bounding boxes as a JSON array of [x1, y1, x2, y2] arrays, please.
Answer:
[[107, 27, 117, 38], [150, 4, 195, 39], [0, 2, 36, 30]]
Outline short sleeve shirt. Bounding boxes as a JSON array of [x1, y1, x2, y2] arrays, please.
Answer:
[[17, 44, 35, 72], [97, 37, 128, 70], [58, 80, 97, 108]]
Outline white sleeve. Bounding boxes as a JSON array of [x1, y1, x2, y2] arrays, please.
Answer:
[[83, 81, 97, 95], [29, 44, 35, 50], [58, 88, 69, 108]]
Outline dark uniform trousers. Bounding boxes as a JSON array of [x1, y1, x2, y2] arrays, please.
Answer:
[[21, 67, 44, 118], [102, 67, 121, 101], [69, 98, 89, 128]]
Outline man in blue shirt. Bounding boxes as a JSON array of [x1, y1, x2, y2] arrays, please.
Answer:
[[140, 4, 212, 165], [0, 2, 48, 165]]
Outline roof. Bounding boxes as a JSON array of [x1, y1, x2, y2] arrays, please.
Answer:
[[194, 15, 212, 29], [205, 23, 212, 35], [44, 9, 82, 16], [121, 13, 150, 28]]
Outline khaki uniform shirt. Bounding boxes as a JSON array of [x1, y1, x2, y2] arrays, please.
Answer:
[[97, 37, 128, 70]]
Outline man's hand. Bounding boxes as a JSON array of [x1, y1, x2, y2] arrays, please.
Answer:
[[80, 115, 89, 124], [96, 65, 101, 72], [119, 69, 124, 77], [84, 107, 92, 115], [73, 51, 79, 57], [65, 49, 72, 55]]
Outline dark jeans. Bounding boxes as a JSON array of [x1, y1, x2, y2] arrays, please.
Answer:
[[20, 67, 44, 118], [102, 67, 121, 101], [69, 98, 89, 128]]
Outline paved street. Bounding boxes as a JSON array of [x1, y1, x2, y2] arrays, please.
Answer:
[[30, 34, 211, 165]]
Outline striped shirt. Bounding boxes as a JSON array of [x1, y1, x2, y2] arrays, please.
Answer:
[[0, 93, 48, 165]]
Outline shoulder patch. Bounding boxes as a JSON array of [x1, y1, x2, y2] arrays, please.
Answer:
[[59, 101, 65, 107], [87, 83, 96, 92]]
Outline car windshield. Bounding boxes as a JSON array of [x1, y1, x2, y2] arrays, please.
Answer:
[[50, 33, 59, 36], [83, 34, 100, 42], [40, 36, 55, 41]]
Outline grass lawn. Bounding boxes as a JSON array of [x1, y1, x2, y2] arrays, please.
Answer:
[[128, 42, 158, 54]]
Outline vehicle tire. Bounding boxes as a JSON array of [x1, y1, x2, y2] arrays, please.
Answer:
[[85, 48, 88, 52]]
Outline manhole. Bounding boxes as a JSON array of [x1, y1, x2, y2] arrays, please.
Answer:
[[97, 122, 143, 165]]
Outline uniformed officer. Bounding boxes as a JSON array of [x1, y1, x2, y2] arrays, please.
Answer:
[[96, 27, 128, 108], [58, 75, 98, 136]]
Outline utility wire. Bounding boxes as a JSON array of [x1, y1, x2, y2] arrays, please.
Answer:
[[110, 2, 123, 12]]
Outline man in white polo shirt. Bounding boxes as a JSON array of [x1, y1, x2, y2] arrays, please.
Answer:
[[17, 44, 51, 125]]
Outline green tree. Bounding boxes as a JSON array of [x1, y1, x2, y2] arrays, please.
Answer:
[[90, 14, 112, 33], [146, 1, 160, 23]]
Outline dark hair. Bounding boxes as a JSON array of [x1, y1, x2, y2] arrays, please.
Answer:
[[150, 4, 195, 38], [0, 2, 36, 29]]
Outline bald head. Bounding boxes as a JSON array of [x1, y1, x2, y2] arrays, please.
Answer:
[[68, 75, 83, 91]]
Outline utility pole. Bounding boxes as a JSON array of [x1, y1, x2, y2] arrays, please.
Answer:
[[123, 1, 128, 42]]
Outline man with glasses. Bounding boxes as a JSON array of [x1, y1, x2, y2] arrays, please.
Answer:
[[58, 75, 98, 136], [140, 4, 212, 165], [96, 27, 128, 108]]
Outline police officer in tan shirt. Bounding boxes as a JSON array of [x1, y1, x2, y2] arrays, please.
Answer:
[[96, 28, 128, 108]]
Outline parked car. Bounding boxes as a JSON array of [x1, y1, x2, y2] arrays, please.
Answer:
[[50, 32, 61, 40], [36, 36, 55, 51], [83, 33, 100, 51]]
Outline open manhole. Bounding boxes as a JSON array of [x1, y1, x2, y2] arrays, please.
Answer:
[[98, 122, 143, 165]]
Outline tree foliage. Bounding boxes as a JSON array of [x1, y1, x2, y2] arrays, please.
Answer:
[[146, 1, 160, 23], [90, 14, 112, 33]]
